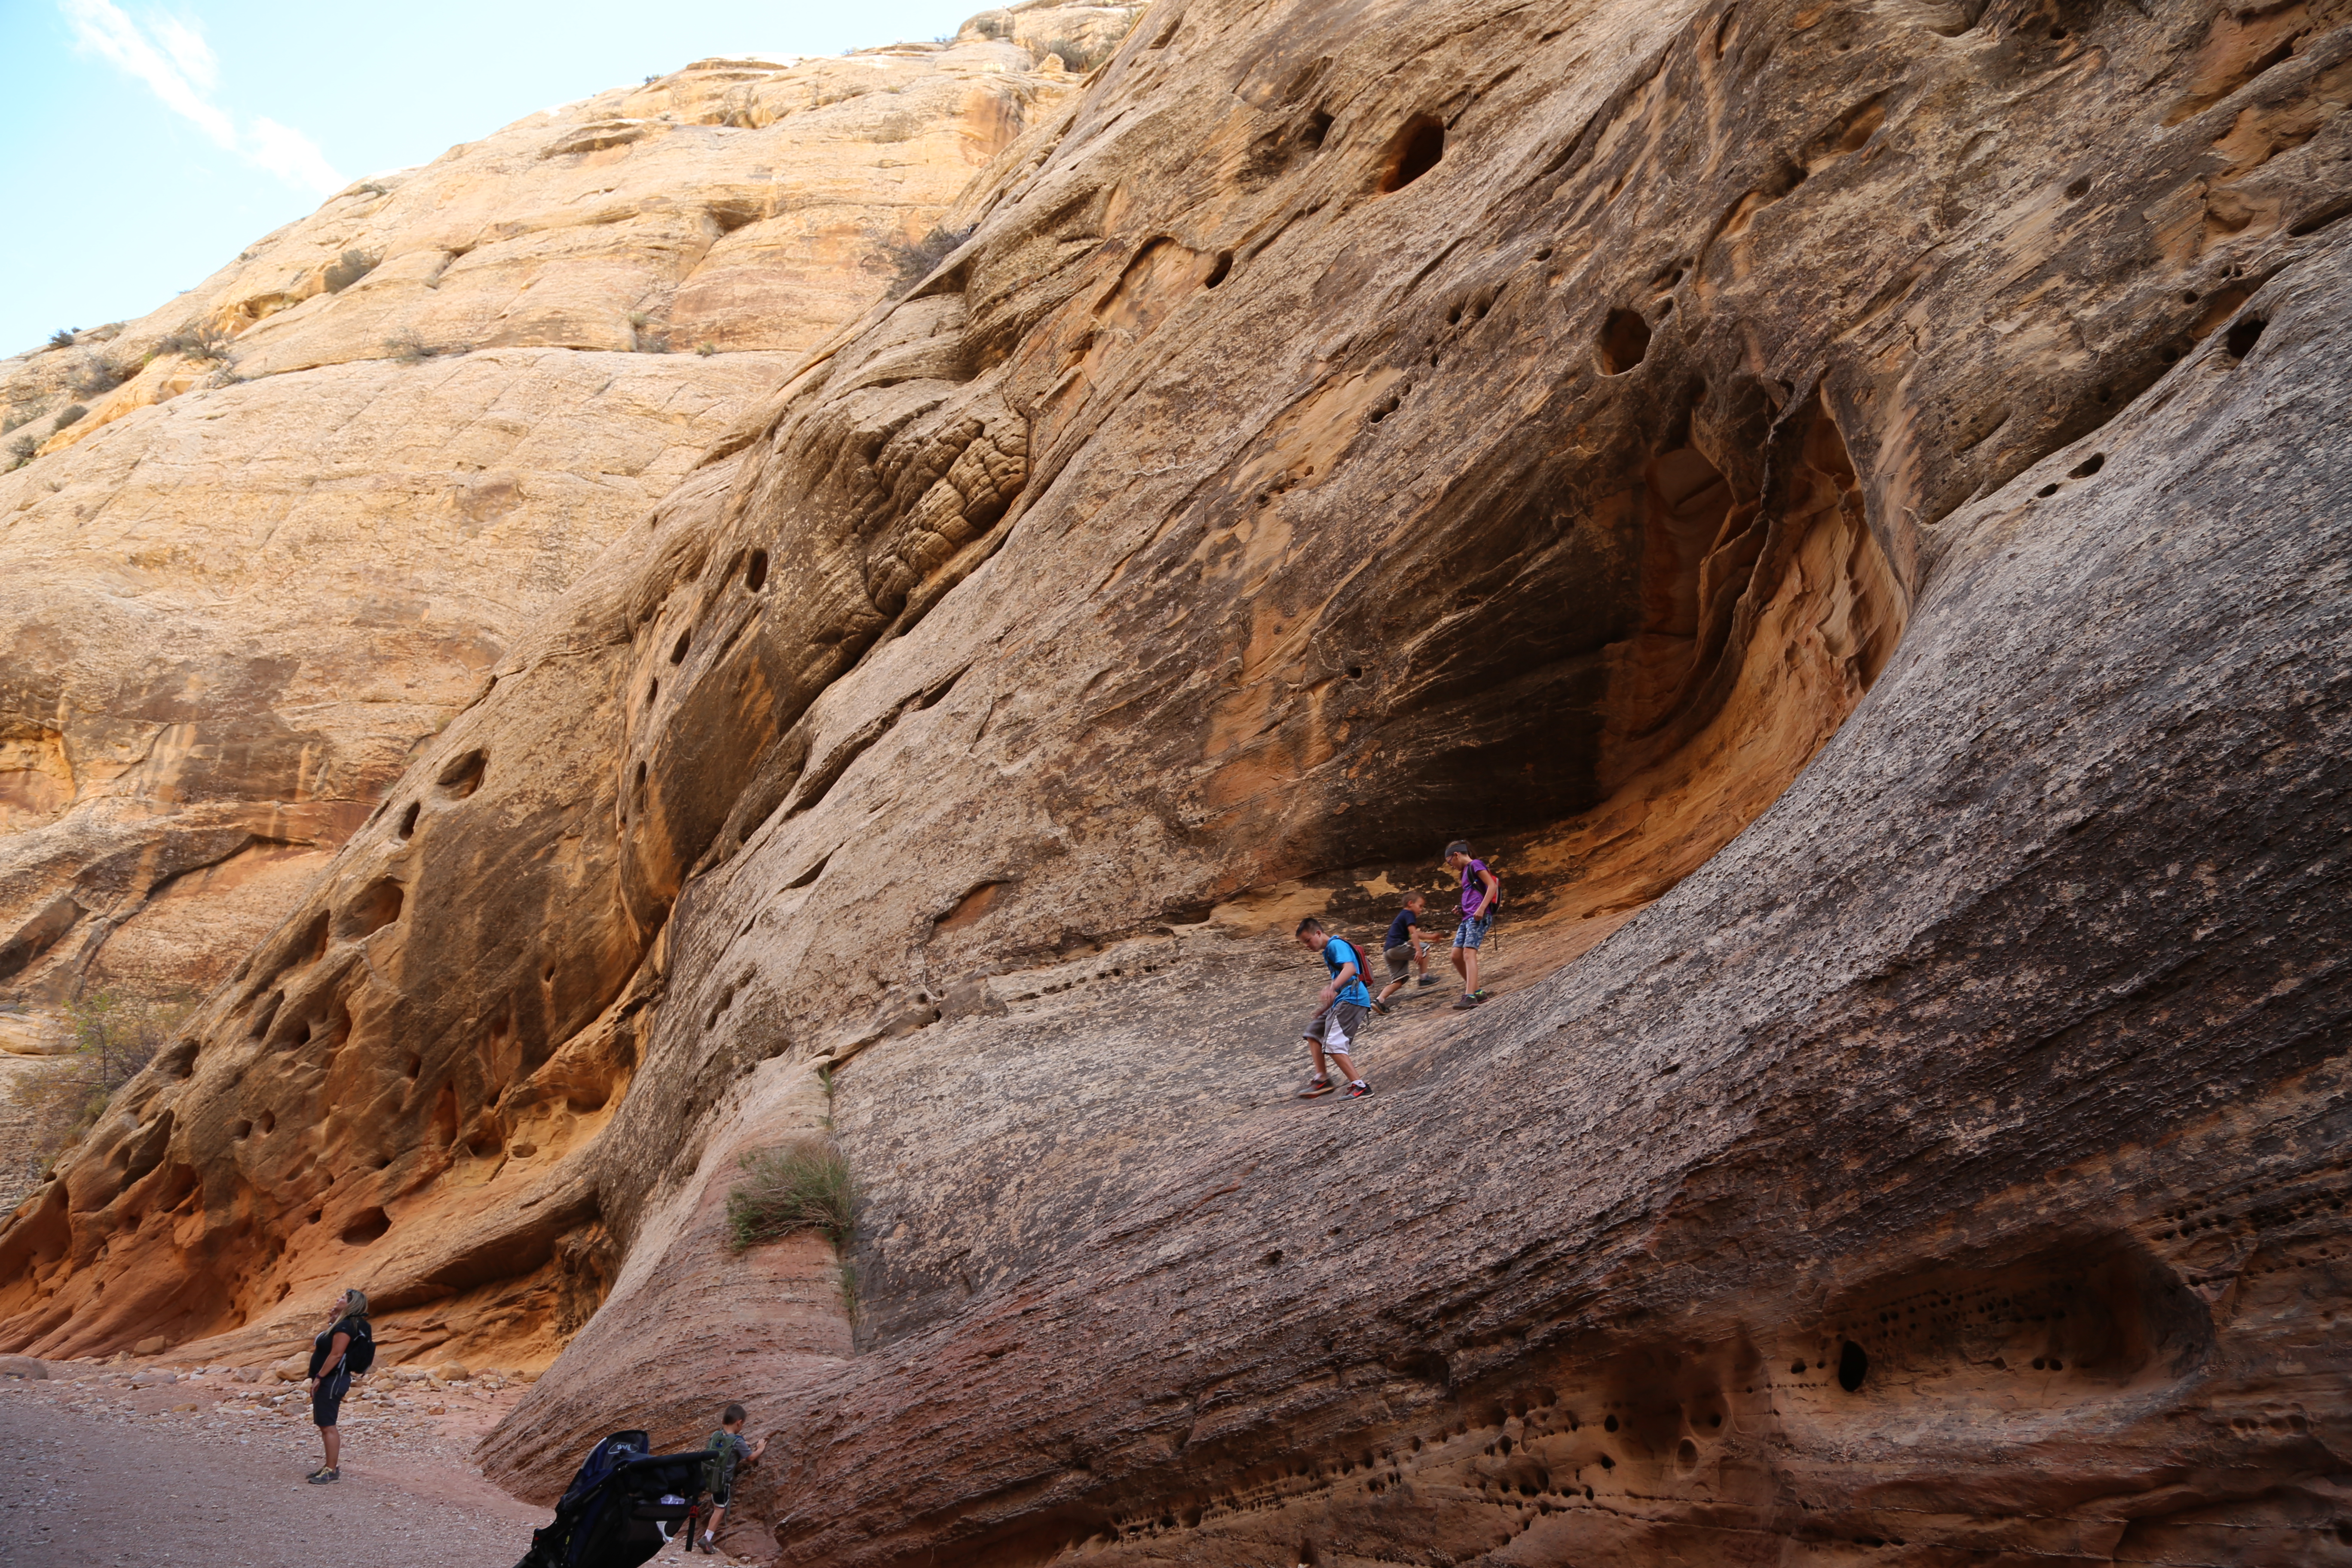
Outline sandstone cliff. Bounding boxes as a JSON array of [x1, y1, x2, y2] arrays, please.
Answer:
[[0, 27, 1102, 1008], [7, 0, 2352, 1564]]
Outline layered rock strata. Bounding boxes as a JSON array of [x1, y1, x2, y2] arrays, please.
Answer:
[[0, 28, 1099, 1006], [5, 0, 2351, 1564]]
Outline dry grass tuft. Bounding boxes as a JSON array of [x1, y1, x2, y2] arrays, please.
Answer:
[[727, 1137, 855, 1252]]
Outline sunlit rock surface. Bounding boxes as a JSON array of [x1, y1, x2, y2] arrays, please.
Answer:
[[0, 29, 1099, 1007]]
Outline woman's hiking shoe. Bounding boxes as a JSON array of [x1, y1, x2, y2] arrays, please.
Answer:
[[1451, 993, 1482, 1010], [306, 1467, 339, 1484], [1346, 1081, 1373, 1098], [1297, 1076, 1335, 1098]]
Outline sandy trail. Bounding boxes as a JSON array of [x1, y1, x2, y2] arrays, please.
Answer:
[[0, 1366, 749, 1566]]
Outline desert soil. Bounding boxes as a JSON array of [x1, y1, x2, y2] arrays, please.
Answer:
[[0, 1367, 756, 1565]]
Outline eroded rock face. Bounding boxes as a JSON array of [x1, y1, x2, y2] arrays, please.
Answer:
[[0, 33, 1096, 1007], [5, 0, 2350, 1563]]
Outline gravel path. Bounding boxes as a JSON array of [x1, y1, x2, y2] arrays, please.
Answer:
[[0, 1364, 556, 1567]]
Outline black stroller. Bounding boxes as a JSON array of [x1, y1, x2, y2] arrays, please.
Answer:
[[511, 1430, 713, 1568]]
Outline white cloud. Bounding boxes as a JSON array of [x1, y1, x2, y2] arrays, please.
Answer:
[[246, 118, 342, 195], [61, 0, 345, 195], [149, 15, 216, 91]]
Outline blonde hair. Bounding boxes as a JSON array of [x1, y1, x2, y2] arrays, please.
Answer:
[[340, 1288, 369, 1317]]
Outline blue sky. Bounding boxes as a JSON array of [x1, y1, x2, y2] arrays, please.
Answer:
[[0, 0, 985, 355]]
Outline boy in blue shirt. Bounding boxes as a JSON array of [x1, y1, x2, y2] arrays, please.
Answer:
[[1292, 917, 1373, 1099]]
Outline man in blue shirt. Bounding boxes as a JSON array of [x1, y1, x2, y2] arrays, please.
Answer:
[[1292, 917, 1373, 1099]]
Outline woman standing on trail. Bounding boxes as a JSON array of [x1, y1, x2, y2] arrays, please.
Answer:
[[304, 1287, 373, 1485]]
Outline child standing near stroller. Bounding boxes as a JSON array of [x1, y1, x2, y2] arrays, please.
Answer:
[[684, 1403, 766, 1553]]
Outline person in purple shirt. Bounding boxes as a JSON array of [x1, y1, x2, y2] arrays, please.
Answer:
[[1443, 840, 1501, 1009]]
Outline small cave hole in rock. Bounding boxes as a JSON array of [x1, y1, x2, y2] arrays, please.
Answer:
[[2069, 452, 2105, 478], [670, 630, 692, 664], [1204, 251, 1233, 288], [1603, 1413, 1618, 1433], [2224, 317, 2267, 359], [1837, 1340, 1869, 1392], [1380, 115, 1446, 193], [1600, 1453, 1615, 1469], [336, 878, 405, 940], [2037, 482, 2061, 498], [231, 1119, 252, 1140], [395, 801, 419, 840], [1597, 309, 1652, 374], [1790, 1359, 1807, 1375], [437, 750, 487, 799], [647, 678, 659, 705], [745, 549, 769, 591], [2064, 176, 2091, 199], [339, 1208, 391, 1246]]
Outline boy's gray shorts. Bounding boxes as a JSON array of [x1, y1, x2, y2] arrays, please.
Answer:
[[1304, 1002, 1369, 1054], [1384, 942, 1417, 979]]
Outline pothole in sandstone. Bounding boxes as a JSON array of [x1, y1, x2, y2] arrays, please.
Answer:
[[1198, 389, 1907, 988]]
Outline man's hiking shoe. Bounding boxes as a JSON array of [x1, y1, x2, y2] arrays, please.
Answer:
[[1418, 975, 1439, 986], [1370, 999, 1393, 1015], [1451, 993, 1482, 1010], [1297, 1076, 1335, 1099], [306, 1467, 339, 1485], [1347, 1081, 1373, 1098]]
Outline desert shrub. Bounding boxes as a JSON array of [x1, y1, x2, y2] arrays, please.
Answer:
[[67, 355, 125, 397], [626, 311, 672, 352], [7, 991, 194, 1170], [156, 325, 234, 362], [322, 248, 380, 293], [53, 404, 87, 430], [385, 330, 437, 365], [46, 329, 77, 351], [7, 434, 36, 469], [882, 224, 974, 298], [726, 1138, 855, 1251], [696, 340, 718, 356]]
